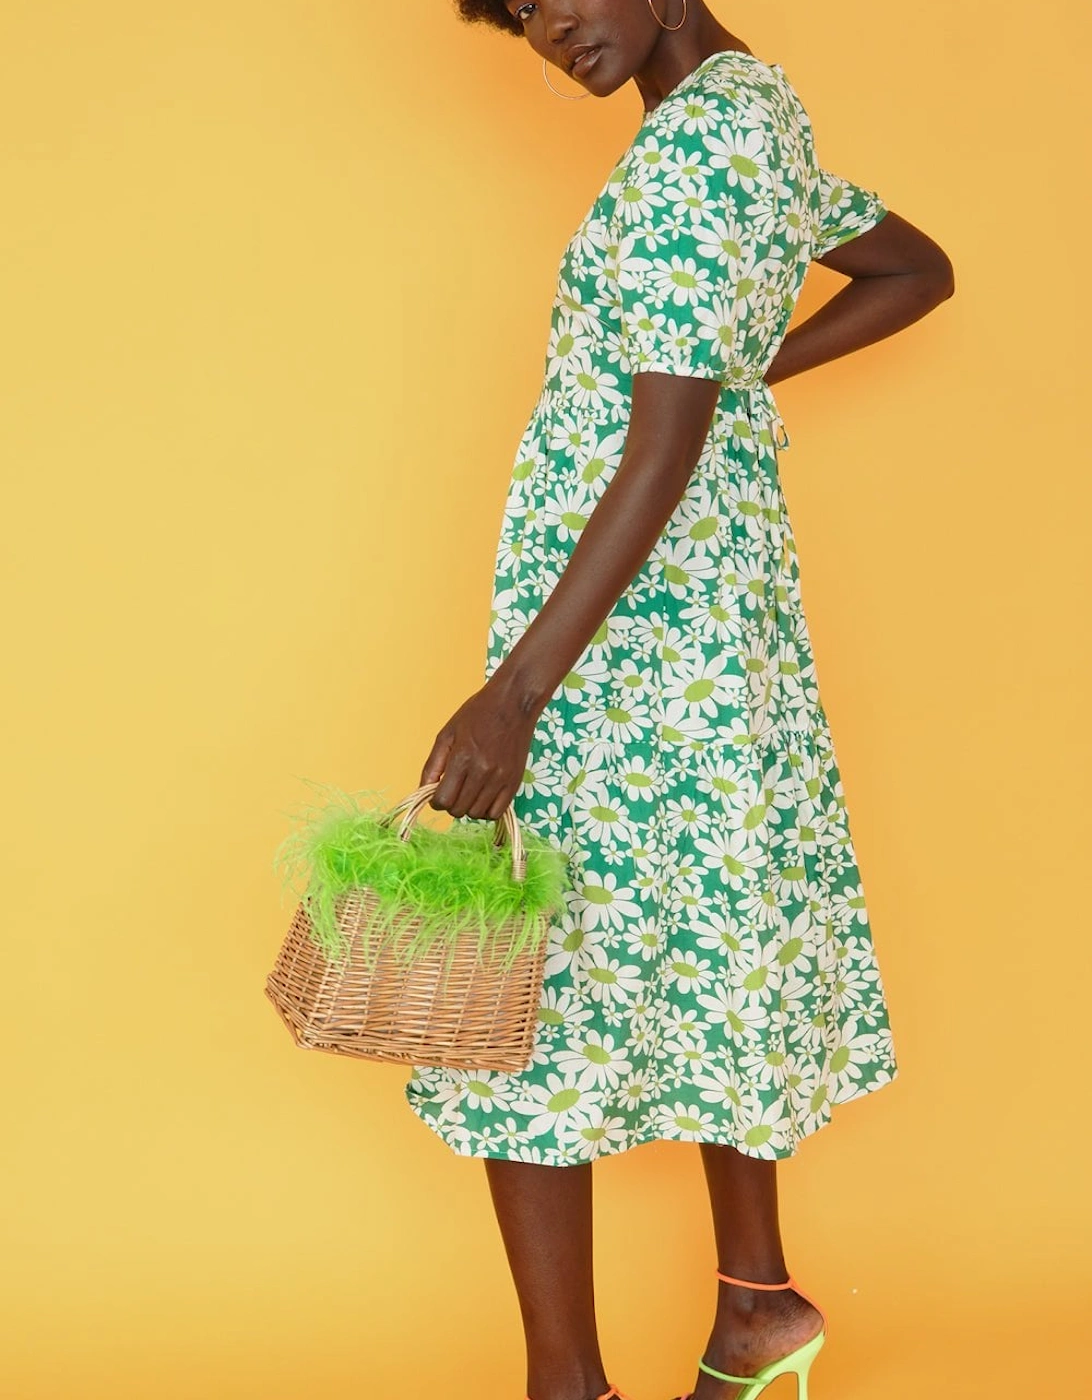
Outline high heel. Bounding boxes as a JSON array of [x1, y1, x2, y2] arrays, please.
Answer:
[[677, 1270, 827, 1400]]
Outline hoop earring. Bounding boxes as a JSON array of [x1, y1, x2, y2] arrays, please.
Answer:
[[542, 56, 590, 100], [648, 0, 687, 31]]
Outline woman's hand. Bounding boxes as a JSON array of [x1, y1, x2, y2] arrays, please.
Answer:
[[419, 679, 541, 821]]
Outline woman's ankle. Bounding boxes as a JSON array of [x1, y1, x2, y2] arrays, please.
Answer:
[[525, 1361, 611, 1400]]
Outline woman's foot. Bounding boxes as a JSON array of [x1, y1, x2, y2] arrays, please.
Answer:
[[681, 1284, 824, 1400]]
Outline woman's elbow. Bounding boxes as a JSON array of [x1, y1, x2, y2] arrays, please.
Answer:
[[924, 248, 956, 301]]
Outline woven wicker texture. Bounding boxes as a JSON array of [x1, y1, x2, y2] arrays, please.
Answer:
[[265, 784, 549, 1071]]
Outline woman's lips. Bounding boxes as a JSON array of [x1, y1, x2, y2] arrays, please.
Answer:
[[572, 46, 602, 78]]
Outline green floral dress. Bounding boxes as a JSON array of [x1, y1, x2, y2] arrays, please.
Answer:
[[405, 49, 899, 1163]]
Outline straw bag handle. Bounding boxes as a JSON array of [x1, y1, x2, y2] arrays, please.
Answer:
[[382, 782, 527, 884]]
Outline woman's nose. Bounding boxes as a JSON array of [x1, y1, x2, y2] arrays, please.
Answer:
[[542, 3, 580, 48]]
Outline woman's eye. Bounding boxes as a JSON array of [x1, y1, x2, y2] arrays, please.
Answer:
[[514, 2, 536, 20]]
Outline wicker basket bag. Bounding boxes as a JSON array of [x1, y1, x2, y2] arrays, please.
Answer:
[[265, 781, 569, 1072]]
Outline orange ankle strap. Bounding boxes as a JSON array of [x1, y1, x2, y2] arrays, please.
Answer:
[[715, 1269, 794, 1289], [715, 1268, 827, 1329]]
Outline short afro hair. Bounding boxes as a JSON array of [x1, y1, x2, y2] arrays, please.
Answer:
[[455, 1, 524, 39]]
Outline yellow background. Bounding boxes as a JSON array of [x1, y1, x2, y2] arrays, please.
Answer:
[[4, 1, 1089, 1395]]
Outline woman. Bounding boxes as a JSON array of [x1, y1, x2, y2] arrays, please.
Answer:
[[407, 4, 953, 1398]]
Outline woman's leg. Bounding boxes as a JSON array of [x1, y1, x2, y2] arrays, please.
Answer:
[[686, 1144, 825, 1399], [484, 1158, 611, 1400]]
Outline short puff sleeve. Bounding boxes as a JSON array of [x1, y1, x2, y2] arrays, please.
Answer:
[[810, 166, 888, 260], [602, 122, 787, 383]]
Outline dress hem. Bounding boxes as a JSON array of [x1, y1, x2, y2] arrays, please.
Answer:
[[403, 1062, 898, 1166]]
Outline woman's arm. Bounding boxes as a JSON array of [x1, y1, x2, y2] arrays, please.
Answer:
[[768, 209, 955, 386], [487, 369, 722, 718], [492, 212, 955, 714], [419, 369, 722, 821], [421, 212, 954, 821]]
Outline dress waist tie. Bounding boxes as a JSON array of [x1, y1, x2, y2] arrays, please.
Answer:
[[723, 375, 791, 452]]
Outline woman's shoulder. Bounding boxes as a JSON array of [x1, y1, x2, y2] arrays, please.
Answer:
[[692, 49, 803, 110], [638, 48, 816, 153], [599, 47, 817, 206], [626, 49, 806, 141]]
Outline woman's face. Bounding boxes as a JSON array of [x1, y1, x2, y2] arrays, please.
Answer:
[[504, 0, 668, 97]]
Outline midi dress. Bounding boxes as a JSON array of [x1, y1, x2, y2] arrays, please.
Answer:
[[404, 48, 899, 1164]]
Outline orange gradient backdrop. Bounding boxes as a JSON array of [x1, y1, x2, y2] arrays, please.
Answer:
[[3, 2, 1089, 1396]]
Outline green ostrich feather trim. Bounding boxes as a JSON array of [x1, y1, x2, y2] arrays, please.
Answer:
[[272, 781, 572, 969]]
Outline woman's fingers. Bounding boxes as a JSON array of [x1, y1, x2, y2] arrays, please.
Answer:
[[431, 760, 471, 814], [475, 781, 514, 824], [449, 770, 502, 820], [420, 730, 454, 788], [484, 780, 521, 822], [433, 764, 514, 821]]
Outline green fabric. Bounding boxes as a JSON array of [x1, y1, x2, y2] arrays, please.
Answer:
[[273, 783, 572, 967], [403, 51, 898, 1166]]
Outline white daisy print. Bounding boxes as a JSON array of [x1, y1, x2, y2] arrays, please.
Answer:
[[405, 49, 897, 1166]]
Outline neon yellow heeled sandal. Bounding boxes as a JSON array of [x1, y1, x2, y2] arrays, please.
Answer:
[[678, 1270, 827, 1400]]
